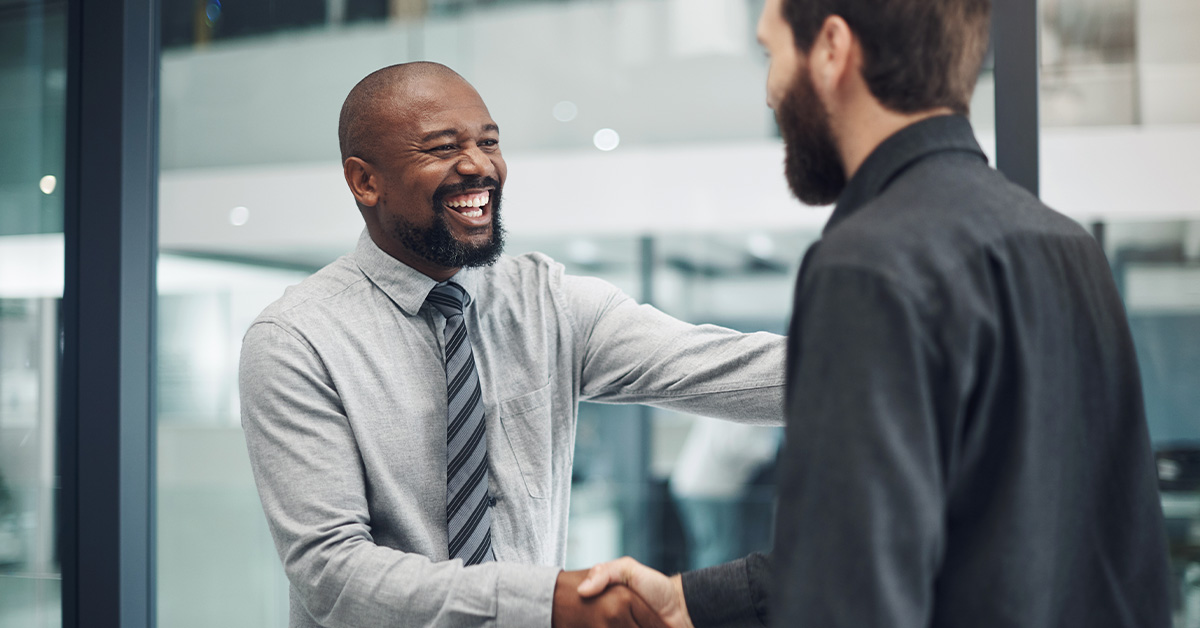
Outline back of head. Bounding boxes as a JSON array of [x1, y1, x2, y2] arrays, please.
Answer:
[[783, 0, 991, 115], [338, 61, 467, 164]]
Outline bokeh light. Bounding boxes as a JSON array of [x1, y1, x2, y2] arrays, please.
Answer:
[[553, 101, 578, 122], [592, 128, 620, 151], [205, 0, 222, 26], [229, 206, 249, 226], [38, 175, 57, 195]]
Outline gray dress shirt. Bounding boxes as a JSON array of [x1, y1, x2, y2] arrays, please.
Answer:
[[240, 230, 786, 628]]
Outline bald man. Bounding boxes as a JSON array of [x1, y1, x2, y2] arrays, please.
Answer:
[[239, 62, 786, 628]]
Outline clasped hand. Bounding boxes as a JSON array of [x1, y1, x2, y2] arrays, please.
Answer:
[[551, 557, 694, 628]]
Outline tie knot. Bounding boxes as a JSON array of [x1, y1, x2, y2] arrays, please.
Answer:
[[426, 282, 470, 319]]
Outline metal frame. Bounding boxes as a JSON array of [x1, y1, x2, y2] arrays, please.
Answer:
[[60, 0, 159, 626], [993, 0, 1041, 197]]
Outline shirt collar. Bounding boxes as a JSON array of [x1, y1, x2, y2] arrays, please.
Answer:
[[349, 229, 480, 317], [825, 114, 987, 234]]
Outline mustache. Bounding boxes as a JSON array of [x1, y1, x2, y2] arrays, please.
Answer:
[[433, 176, 502, 205]]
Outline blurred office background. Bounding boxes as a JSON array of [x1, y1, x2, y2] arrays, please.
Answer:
[[2, 0, 1200, 626]]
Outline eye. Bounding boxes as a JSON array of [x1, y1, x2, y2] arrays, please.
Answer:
[[432, 144, 457, 152], [479, 138, 499, 149]]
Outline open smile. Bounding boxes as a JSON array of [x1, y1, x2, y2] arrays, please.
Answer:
[[441, 189, 493, 228]]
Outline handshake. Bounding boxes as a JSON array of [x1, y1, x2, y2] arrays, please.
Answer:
[[552, 557, 694, 628]]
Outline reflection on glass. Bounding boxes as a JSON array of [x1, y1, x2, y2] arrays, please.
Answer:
[[156, 256, 308, 628], [0, 1, 67, 626], [1041, 0, 1200, 127]]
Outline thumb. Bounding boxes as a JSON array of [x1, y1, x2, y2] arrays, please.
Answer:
[[576, 564, 612, 597]]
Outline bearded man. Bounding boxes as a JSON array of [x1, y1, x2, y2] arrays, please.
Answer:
[[239, 62, 787, 628], [579, 0, 1172, 626]]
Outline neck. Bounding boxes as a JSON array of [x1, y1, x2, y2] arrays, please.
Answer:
[[835, 104, 956, 180], [365, 224, 461, 282]]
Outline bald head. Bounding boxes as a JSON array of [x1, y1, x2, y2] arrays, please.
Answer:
[[338, 62, 472, 164]]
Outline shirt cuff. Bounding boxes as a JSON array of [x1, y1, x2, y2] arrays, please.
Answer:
[[680, 554, 770, 628], [495, 563, 561, 628]]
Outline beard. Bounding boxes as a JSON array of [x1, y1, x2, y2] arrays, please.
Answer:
[[776, 65, 847, 206], [392, 176, 506, 269]]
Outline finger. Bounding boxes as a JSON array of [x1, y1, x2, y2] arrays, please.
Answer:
[[579, 557, 644, 597], [576, 564, 613, 597]]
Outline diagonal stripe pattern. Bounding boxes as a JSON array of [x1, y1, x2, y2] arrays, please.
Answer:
[[426, 282, 495, 565]]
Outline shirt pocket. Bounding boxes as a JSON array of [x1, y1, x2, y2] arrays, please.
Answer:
[[498, 382, 553, 499]]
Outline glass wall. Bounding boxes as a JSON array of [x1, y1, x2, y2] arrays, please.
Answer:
[[155, 256, 307, 628], [0, 1, 66, 626]]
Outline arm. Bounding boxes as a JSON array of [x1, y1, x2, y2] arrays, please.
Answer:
[[562, 274, 785, 425], [240, 322, 560, 627], [773, 266, 944, 627], [679, 554, 770, 628]]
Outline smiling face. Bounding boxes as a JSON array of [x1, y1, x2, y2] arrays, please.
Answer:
[[346, 73, 508, 280]]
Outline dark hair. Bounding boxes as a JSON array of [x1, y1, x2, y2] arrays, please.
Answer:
[[782, 0, 991, 115]]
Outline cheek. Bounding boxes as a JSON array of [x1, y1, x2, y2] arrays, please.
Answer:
[[766, 66, 788, 110], [493, 156, 507, 182], [766, 51, 803, 110]]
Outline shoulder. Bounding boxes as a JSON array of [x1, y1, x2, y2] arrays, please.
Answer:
[[809, 158, 1092, 302], [480, 251, 566, 289], [476, 251, 624, 308], [250, 255, 370, 334]]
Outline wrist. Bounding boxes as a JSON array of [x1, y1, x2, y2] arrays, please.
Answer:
[[670, 574, 696, 628]]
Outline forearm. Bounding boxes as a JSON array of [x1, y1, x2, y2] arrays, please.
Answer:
[[680, 554, 770, 628], [284, 540, 559, 627], [575, 290, 786, 424]]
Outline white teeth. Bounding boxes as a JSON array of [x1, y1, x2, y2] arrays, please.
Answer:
[[446, 191, 489, 208], [462, 209, 483, 218]]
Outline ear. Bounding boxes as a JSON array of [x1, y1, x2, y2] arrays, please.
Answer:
[[809, 15, 858, 101], [344, 157, 380, 208]]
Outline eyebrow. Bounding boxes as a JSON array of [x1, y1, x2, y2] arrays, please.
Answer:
[[420, 123, 500, 144]]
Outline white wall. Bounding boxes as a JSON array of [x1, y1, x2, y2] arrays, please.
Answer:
[[159, 124, 1200, 266]]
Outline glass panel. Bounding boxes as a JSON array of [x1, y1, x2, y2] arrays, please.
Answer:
[[0, 1, 67, 626], [155, 256, 309, 628]]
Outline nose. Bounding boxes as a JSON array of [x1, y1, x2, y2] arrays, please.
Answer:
[[455, 145, 493, 177]]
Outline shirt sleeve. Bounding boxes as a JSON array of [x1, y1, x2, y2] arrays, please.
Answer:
[[680, 553, 772, 628], [772, 265, 945, 627], [240, 321, 561, 628], [560, 273, 786, 426]]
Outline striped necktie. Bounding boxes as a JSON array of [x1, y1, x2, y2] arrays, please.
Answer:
[[426, 281, 495, 565]]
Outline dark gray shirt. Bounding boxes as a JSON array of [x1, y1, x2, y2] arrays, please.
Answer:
[[683, 115, 1171, 628]]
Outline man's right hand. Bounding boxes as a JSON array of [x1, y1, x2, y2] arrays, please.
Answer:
[[552, 568, 671, 628]]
